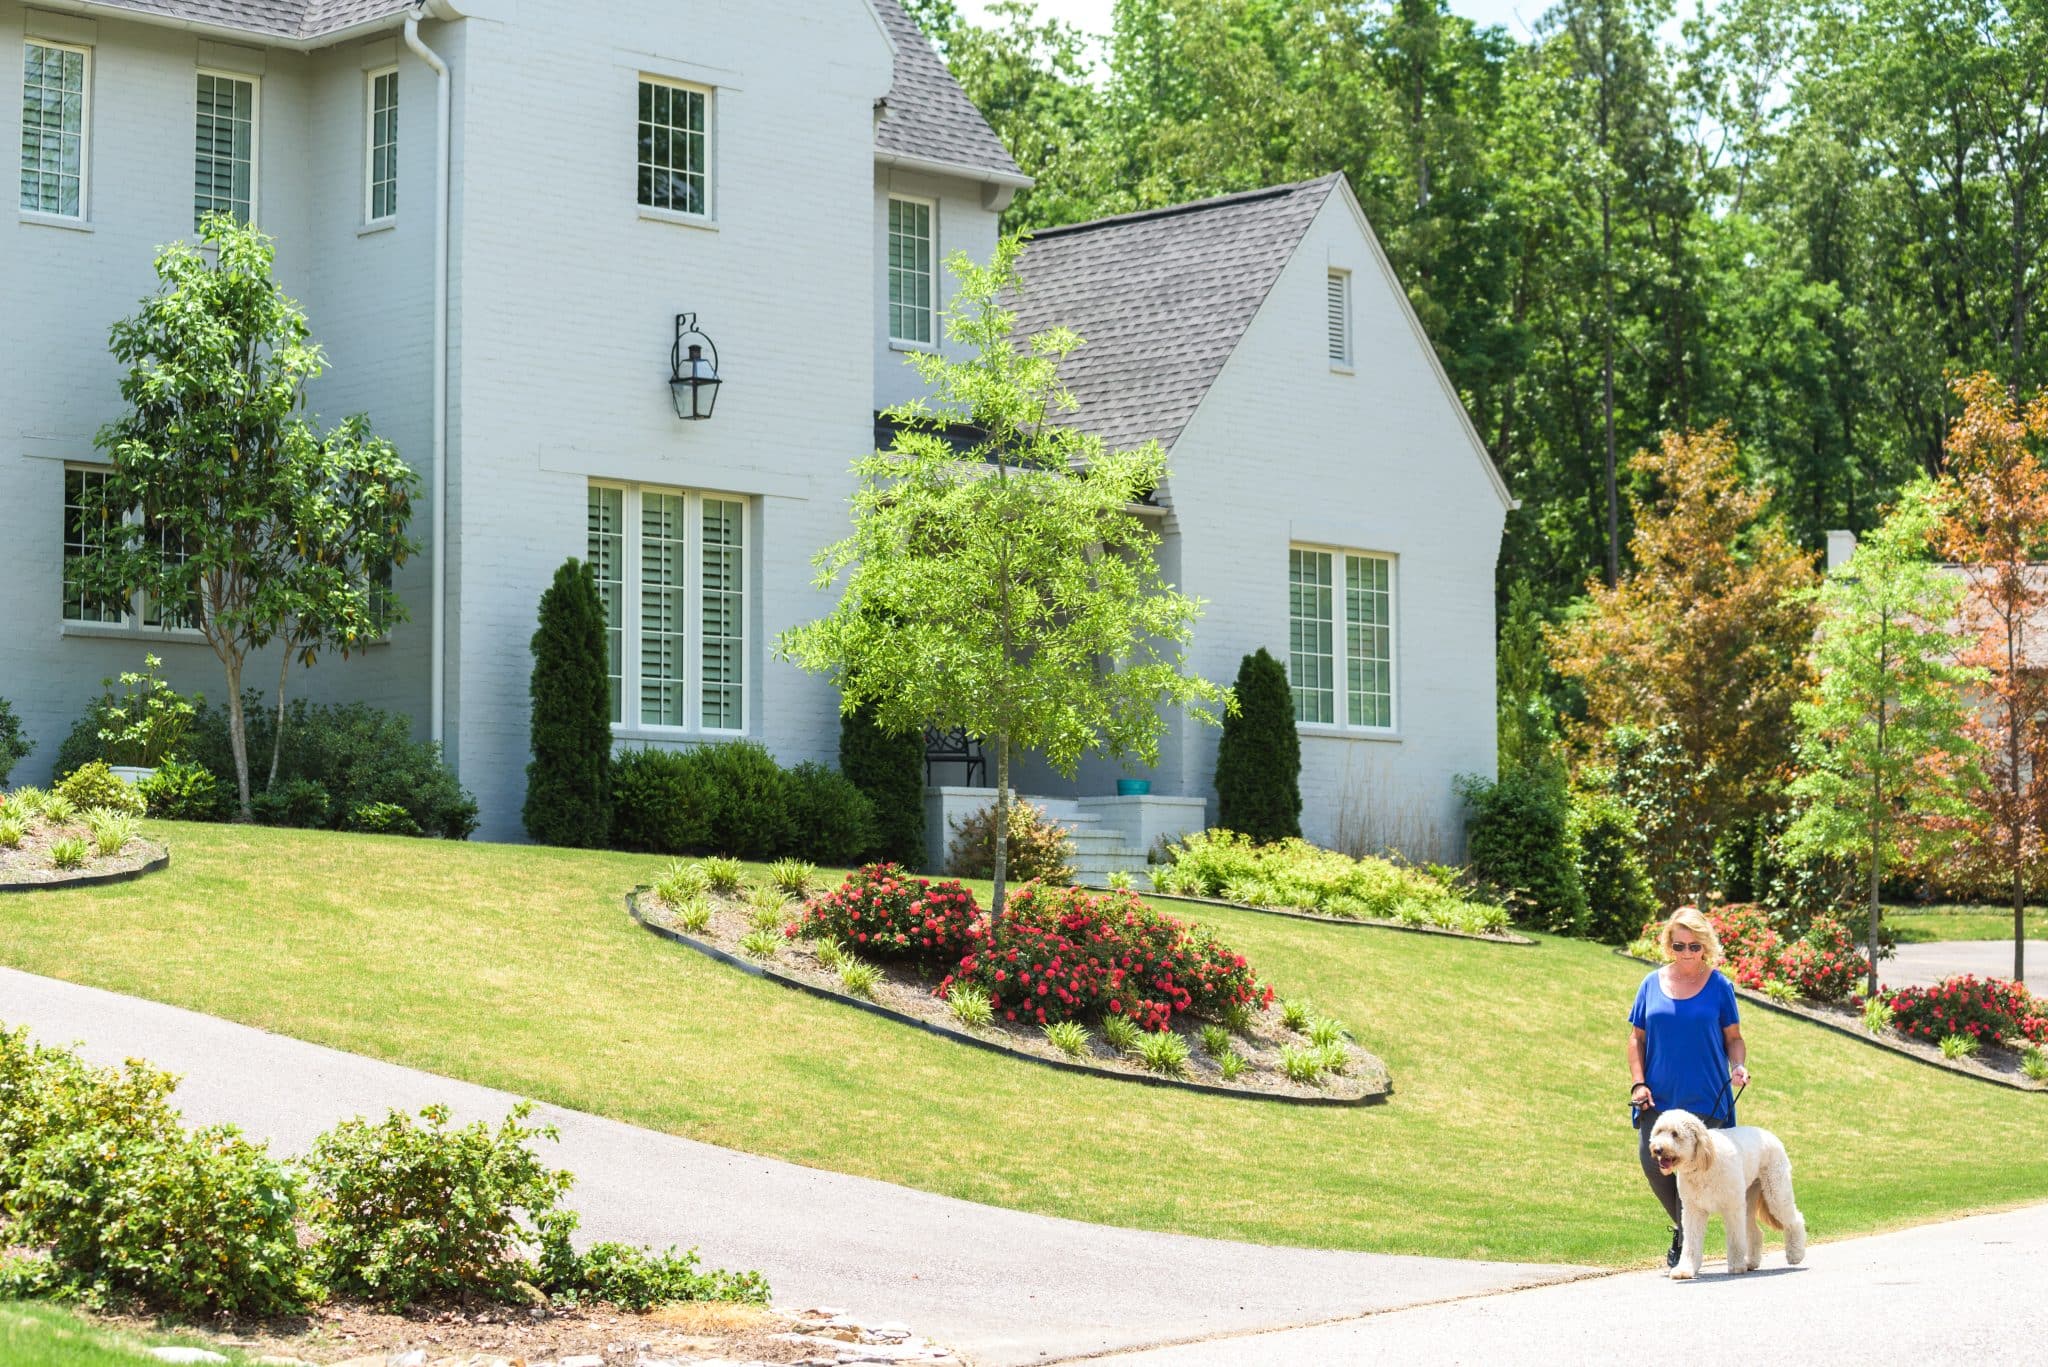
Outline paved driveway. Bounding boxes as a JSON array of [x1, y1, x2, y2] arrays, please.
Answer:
[[1882, 940, 2034, 990], [1071, 1202, 2048, 1366], [0, 967, 1581, 1366]]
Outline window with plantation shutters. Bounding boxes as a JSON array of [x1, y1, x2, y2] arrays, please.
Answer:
[[587, 482, 747, 733], [1326, 270, 1351, 367], [1289, 545, 1396, 731], [194, 71, 256, 228]]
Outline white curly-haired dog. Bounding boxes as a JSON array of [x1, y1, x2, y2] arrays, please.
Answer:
[[1648, 1109, 1807, 1280]]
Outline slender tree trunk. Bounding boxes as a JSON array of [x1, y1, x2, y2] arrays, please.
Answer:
[[225, 659, 253, 820], [991, 734, 1010, 935], [2014, 867, 2026, 984], [1869, 698, 1886, 1001], [1602, 189, 1620, 587], [268, 647, 292, 792]]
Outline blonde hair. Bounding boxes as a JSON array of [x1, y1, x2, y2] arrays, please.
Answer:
[[1657, 905, 1723, 966]]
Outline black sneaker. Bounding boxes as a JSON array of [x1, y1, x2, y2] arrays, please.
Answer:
[[1665, 1226, 1683, 1268]]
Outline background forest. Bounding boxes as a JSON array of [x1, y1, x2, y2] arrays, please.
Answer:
[[905, 0, 2048, 615]]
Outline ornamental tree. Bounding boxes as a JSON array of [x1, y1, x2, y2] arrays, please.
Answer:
[[1548, 426, 1819, 906], [1936, 371, 2048, 983], [523, 559, 613, 847], [1214, 648, 1300, 843], [77, 215, 419, 818], [779, 237, 1231, 925], [1785, 484, 1982, 998]]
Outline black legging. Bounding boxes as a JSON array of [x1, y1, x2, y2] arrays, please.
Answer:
[[1635, 1105, 1727, 1225]]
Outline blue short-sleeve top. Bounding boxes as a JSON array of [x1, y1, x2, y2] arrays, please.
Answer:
[[1628, 969, 1740, 1122]]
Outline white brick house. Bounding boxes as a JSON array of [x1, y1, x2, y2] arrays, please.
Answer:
[[4, 0, 1509, 858]]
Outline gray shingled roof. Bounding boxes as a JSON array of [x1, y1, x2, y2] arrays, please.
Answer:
[[79, 0, 411, 39], [1012, 177, 1340, 453], [872, 0, 1024, 178]]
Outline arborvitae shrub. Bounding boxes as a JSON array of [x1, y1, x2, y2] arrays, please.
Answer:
[[524, 559, 612, 847], [1460, 768, 1587, 935], [839, 701, 926, 868], [1214, 648, 1301, 843], [1572, 791, 1659, 944]]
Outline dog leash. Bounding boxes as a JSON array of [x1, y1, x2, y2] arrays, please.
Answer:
[[1631, 1073, 1746, 1129]]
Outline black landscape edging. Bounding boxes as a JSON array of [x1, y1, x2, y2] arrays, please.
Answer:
[[0, 846, 170, 895], [628, 890, 1391, 1108], [1613, 949, 2044, 1095], [1142, 888, 1536, 946]]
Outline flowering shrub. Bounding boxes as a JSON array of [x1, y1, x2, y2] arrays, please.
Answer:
[[945, 799, 1076, 884], [1885, 974, 2048, 1050], [797, 863, 981, 971], [1774, 916, 1867, 1003], [940, 884, 1272, 1031], [1638, 905, 1868, 1004]]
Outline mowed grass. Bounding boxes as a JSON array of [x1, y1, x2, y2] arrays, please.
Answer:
[[0, 1302, 235, 1366], [1885, 904, 2048, 944], [1, 822, 2043, 1267]]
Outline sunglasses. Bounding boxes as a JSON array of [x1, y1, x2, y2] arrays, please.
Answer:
[[1670, 941, 1705, 954]]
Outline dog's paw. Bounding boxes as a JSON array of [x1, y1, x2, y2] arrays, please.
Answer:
[[1668, 1266, 1695, 1281]]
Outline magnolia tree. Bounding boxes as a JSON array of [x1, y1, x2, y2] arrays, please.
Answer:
[[1937, 371, 2048, 982], [78, 215, 419, 817], [1786, 485, 1982, 998], [779, 238, 1230, 924]]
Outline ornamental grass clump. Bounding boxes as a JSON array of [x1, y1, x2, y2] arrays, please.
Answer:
[[836, 958, 881, 999], [1099, 1013, 1141, 1054], [0, 816, 24, 849], [84, 809, 137, 857], [1134, 1030, 1191, 1077], [1862, 996, 1895, 1035], [1217, 1051, 1248, 1081], [1280, 998, 1314, 1032], [946, 983, 993, 1028], [1940, 1033, 1979, 1060], [801, 863, 983, 971], [699, 857, 746, 894], [47, 837, 87, 871], [2023, 1046, 2048, 1083], [654, 860, 709, 905], [1307, 1017, 1350, 1049], [738, 930, 780, 960], [1199, 1024, 1231, 1057], [1280, 1044, 1324, 1083], [769, 858, 816, 897], [671, 897, 712, 934], [747, 902, 784, 934], [1042, 1020, 1089, 1056]]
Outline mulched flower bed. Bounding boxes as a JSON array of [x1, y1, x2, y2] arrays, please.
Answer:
[[630, 886, 1392, 1105], [1616, 950, 2045, 1092], [1142, 888, 1535, 945], [0, 816, 167, 890]]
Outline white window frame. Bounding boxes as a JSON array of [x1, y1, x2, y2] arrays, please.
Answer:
[[364, 65, 398, 225], [193, 68, 260, 229], [61, 463, 203, 637], [1327, 269, 1353, 371], [1288, 544, 1397, 734], [635, 74, 714, 225], [20, 39, 92, 222], [887, 193, 938, 349], [588, 480, 749, 737]]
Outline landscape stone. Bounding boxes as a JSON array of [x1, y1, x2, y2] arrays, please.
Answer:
[[146, 1351, 228, 1365]]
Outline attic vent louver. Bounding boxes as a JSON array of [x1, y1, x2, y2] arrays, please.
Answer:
[[1327, 270, 1352, 367]]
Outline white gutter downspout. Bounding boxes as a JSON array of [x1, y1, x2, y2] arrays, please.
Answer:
[[405, 6, 451, 751]]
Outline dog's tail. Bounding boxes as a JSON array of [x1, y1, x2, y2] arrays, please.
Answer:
[[1758, 1137, 1807, 1264]]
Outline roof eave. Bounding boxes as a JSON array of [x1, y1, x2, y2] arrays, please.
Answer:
[[35, 0, 454, 51], [875, 149, 1032, 211]]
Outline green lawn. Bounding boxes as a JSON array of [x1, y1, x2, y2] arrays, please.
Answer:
[[1, 821, 2042, 1268], [1885, 905, 2048, 945], [0, 1302, 238, 1366]]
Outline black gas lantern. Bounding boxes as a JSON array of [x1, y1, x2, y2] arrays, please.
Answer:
[[668, 313, 721, 420]]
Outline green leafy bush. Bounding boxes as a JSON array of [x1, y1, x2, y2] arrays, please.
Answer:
[[948, 983, 995, 1028], [54, 761, 146, 818], [1153, 830, 1506, 935], [136, 758, 228, 821], [90, 655, 199, 769], [47, 837, 88, 870], [302, 1102, 576, 1310], [345, 800, 423, 836], [1571, 791, 1659, 944], [1459, 769, 1587, 934], [1134, 1030, 1190, 1076], [0, 816, 23, 848], [784, 762, 877, 866], [83, 809, 138, 857], [611, 742, 793, 858], [1213, 648, 1301, 842], [946, 798, 1075, 884], [552, 1241, 768, 1311], [610, 747, 710, 853], [252, 777, 332, 829], [838, 700, 925, 868], [0, 697, 31, 786], [524, 558, 613, 848]]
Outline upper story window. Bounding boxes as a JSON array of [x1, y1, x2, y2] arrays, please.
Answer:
[[1289, 546, 1395, 731], [588, 482, 747, 732], [637, 77, 709, 218], [21, 41, 90, 219], [62, 466, 199, 631], [888, 196, 936, 347], [1327, 269, 1352, 368], [365, 67, 398, 223], [194, 71, 257, 229]]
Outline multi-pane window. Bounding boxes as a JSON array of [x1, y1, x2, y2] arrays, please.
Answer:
[[194, 72, 256, 228], [587, 483, 746, 731], [1289, 546, 1396, 730], [62, 467, 199, 630], [887, 196, 935, 345], [636, 78, 708, 216], [366, 67, 398, 222], [1327, 270, 1352, 367], [21, 41, 88, 218]]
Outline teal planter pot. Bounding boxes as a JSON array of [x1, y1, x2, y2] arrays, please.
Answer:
[[1116, 779, 1151, 796]]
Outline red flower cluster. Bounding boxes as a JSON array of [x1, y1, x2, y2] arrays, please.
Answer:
[[799, 862, 981, 971], [939, 884, 1273, 1032], [1885, 973, 2048, 1048], [1701, 905, 1868, 1002]]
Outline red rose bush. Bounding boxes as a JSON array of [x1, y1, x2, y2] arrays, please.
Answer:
[[796, 862, 980, 971], [1884, 973, 2048, 1050]]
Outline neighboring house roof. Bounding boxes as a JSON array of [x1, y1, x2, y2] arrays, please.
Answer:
[[1011, 176, 1341, 454], [871, 0, 1025, 181], [72, 0, 412, 39], [1943, 564, 2048, 670]]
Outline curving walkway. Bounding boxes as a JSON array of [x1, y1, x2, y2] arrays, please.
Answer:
[[1882, 941, 2034, 991], [0, 966, 1583, 1366]]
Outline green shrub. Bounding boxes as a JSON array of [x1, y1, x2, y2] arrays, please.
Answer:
[[1940, 1033, 1979, 1060], [0, 816, 22, 848], [302, 1102, 576, 1309], [136, 758, 228, 821], [2022, 1045, 2048, 1083], [88, 654, 199, 770], [1155, 830, 1506, 934], [0, 697, 31, 786], [948, 983, 994, 1028], [671, 897, 712, 934], [1213, 648, 1301, 842], [689, 741, 795, 858], [739, 929, 782, 960], [39, 793, 75, 825], [783, 762, 877, 866], [837, 957, 881, 997], [838, 700, 925, 867], [1279, 998, 1314, 1032], [653, 860, 709, 905], [1099, 1013, 1141, 1054], [1198, 1024, 1230, 1057], [252, 777, 332, 828], [946, 798, 1075, 884], [83, 809, 138, 857], [55, 761, 146, 817], [345, 800, 423, 836], [768, 858, 817, 898], [524, 558, 614, 848], [1134, 1030, 1191, 1076], [47, 837, 88, 870], [1316, 1041, 1350, 1074], [1042, 1020, 1088, 1055], [1862, 996, 1895, 1034], [550, 1241, 767, 1311], [1572, 791, 1659, 944], [1217, 1051, 1248, 1082], [610, 747, 710, 853], [699, 856, 745, 893], [1459, 768, 1587, 935], [1307, 1017, 1350, 1049], [1280, 1045, 1324, 1083]]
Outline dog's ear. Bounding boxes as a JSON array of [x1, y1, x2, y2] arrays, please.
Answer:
[[1685, 1114, 1714, 1170]]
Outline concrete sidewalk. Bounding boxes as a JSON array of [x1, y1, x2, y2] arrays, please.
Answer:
[[1071, 1201, 2048, 1366], [0, 967, 1582, 1366]]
